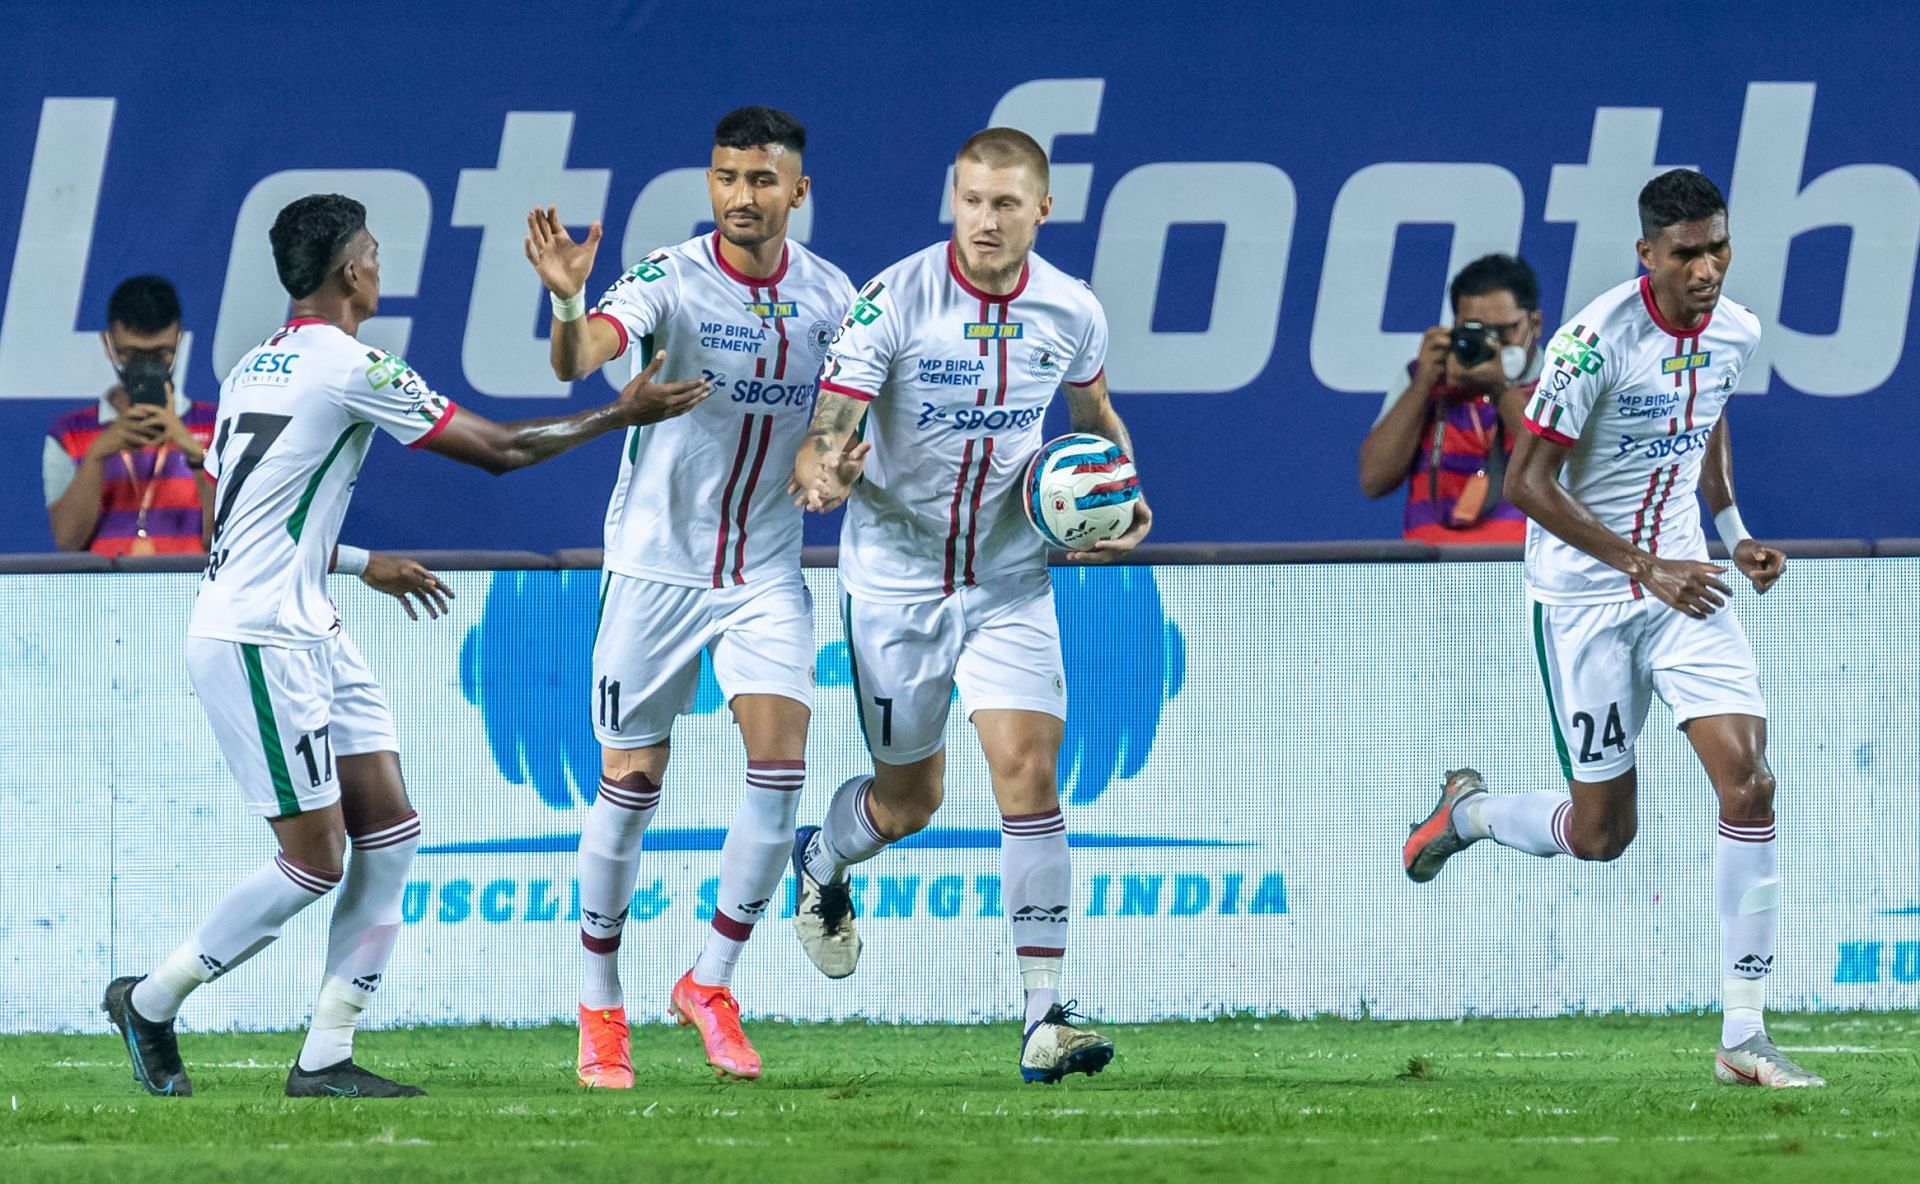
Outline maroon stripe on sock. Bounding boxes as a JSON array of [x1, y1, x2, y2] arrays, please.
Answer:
[[1718, 824, 1777, 843], [856, 785, 887, 843], [349, 809, 419, 841], [746, 778, 804, 792], [581, 930, 621, 954], [275, 854, 341, 895], [1551, 801, 1573, 855], [598, 779, 661, 811], [711, 912, 755, 942], [353, 825, 422, 851], [1015, 946, 1066, 958]]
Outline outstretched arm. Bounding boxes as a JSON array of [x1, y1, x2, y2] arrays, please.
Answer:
[[789, 389, 872, 512], [424, 351, 710, 475], [1061, 373, 1151, 563]]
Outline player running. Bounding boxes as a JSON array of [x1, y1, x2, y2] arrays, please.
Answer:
[[103, 193, 709, 1099], [789, 129, 1149, 1084], [1401, 170, 1823, 1089], [524, 107, 856, 1085]]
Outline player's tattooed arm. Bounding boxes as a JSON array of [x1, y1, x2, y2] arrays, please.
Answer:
[[790, 390, 872, 512], [424, 351, 710, 474], [1062, 372, 1152, 564], [1507, 430, 1731, 618], [1699, 417, 1786, 594], [1062, 372, 1134, 458]]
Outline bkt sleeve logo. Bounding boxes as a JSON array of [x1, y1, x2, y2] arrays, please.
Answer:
[[460, 567, 1184, 807]]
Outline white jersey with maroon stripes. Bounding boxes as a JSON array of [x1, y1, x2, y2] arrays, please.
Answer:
[[1521, 275, 1763, 605], [819, 241, 1109, 603], [590, 231, 857, 588], [188, 318, 457, 648]]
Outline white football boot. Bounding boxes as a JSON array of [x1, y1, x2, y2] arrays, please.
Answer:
[[1020, 1001, 1115, 1084], [791, 826, 861, 979], [1714, 1033, 1827, 1088]]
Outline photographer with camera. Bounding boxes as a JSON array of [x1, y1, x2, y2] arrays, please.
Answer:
[[45, 276, 217, 556], [1358, 254, 1543, 544]]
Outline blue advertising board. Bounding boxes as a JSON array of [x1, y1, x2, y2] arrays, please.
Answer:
[[1, 1, 1915, 552]]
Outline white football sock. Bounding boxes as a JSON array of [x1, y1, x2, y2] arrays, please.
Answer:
[[132, 853, 340, 1022], [1717, 815, 1778, 1047], [805, 774, 887, 883], [299, 811, 421, 1071], [1472, 792, 1574, 857], [1003, 808, 1070, 1027], [694, 761, 804, 987], [577, 773, 660, 1009]]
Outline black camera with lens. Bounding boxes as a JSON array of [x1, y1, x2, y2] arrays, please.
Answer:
[[1448, 321, 1498, 369]]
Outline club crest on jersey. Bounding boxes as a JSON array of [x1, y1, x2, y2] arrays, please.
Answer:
[[744, 300, 797, 319], [962, 321, 1023, 340], [1026, 343, 1063, 382], [1548, 325, 1604, 375], [1661, 350, 1712, 375], [1716, 364, 1739, 392], [808, 320, 836, 351]]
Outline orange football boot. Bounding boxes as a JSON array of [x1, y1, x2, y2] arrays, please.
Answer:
[[669, 970, 762, 1080], [576, 1003, 634, 1089]]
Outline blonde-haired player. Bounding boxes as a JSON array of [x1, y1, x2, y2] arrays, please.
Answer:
[[790, 129, 1149, 1084]]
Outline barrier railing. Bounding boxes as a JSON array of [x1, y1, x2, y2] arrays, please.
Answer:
[[2, 538, 1915, 573]]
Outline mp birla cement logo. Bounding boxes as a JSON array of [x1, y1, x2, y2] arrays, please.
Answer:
[[395, 568, 1288, 931]]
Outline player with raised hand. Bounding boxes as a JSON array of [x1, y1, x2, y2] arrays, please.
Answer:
[[524, 107, 856, 1085], [789, 128, 1149, 1085], [1401, 170, 1821, 1089], [103, 193, 708, 1101]]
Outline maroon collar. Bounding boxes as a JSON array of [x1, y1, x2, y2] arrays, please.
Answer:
[[1638, 275, 1711, 339], [947, 240, 1028, 303], [281, 316, 330, 329], [711, 231, 790, 287]]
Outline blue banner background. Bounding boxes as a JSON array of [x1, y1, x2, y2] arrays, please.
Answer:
[[1, 1, 1914, 552]]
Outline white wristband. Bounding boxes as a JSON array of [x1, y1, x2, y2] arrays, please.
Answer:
[[335, 545, 371, 576], [550, 289, 586, 322], [1713, 506, 1752, 548]]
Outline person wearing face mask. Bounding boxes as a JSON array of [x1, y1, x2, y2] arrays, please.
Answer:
[[1358, 253, 1544, 544], [44, 275, 217, 555]]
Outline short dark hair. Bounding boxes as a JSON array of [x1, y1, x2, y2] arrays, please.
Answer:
[[1449, 253, 1539, 314], [955, 127, 1050, 193], [270, 194, 367, 299], [1638, 169, 1727, 238], [714, 106, 806, 156], [106, 275, 181, 334]]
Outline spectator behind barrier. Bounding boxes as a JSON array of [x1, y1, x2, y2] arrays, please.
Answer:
[[1357, 254, 1544, 544], [44, 275, 216, 555]]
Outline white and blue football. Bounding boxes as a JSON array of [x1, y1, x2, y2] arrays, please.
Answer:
[[1021, 433, 1141, 551]]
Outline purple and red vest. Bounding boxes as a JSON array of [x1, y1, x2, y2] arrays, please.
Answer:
[[1402, 378, 1532, 545], [49, 401, 217, 556]]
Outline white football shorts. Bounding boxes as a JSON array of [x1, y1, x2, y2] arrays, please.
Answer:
[[844, 570, 1066, 765], [186, 631, 398, 818], [591, 571, 815, 748], [1530, 596, 1767, 782]]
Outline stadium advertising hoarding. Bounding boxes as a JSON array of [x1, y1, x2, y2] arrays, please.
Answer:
[[1, 2, 1917, 552], [2, 562, 1915, 1034]]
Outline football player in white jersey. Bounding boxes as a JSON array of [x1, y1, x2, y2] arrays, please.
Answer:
[[788, 129, 1149, 1084], [104, 194, 709, 1100], [1402, 170, 1822, 1088], [523, 108, 856, 1085]]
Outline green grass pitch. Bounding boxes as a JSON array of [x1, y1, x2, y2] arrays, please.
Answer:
[[3, 1012, 1915, 1182]]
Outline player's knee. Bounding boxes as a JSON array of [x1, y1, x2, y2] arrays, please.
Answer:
[[1570, 822, 1635, 862], [1719, 765, 1776, 820], [989, 747, 1059, 805]]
